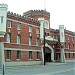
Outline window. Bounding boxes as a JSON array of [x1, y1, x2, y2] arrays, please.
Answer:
[[29, 37, 32, 45], [29, 51, 32, 59], [36, 28, 39, 34], [0, 16, 3, 24], [68, 43, 70, 49], [57, 53, 60, 59], [6, 50, 11, 60], [36, 38, 39, 46], [73, 44, 74, 49], [17, 35, 20, 44], [17, 23, 21, 30], [44, 20, 49, 29], [65, 42, 66, 47], [68, 36, 70, 40], [7, 20, 12, 28], [73, 53, 75, 58], [37, 52, 40, 59], [68, 53, 70, 58], [72, 37, 74, 41], [29, 26, 32, 32], [6, 33, 11, 43], [16, 51, 21, 60]]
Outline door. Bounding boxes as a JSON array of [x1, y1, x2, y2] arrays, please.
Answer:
[[46, 53, 51, 62]]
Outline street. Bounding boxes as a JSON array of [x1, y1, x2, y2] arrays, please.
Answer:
[[0, 62, 75, 75]]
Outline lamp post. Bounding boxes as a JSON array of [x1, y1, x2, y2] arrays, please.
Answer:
[[43, 21, 46, 65]]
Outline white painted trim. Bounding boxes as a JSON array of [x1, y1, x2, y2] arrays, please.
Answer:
[[4, 47, 41, 52], [5, 61, 42, 66], [7, 18, 40, 27], [41, 43, 55, 64], [56, 52, 75, 53], [4, 42, 41, 47]]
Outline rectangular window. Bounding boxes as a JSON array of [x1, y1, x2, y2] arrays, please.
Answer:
[[73, 53, 74, 58], [65, 43, 66, 48], [16, 51, 21, 60], [36, 38, 39, 46], [29, 37, 32, 45], [72, 37, 74, 41], [73, 44, 74, 49], [29, 51, 32, 59], [17, 23, 21, 30], [36, 28, 39, 34], [44, 20, 49, 29], [6, 50, 11, 60], [68, 36, 70, 40], [57, 53, 60, 59], [1, 16, 3, 24], [6, 33, 11, 43], [17, 35, 20, 44], [29, 26, 32, 32], [37, 52, 40, 59], [68, 53, 70, 58], [68, 43, 70, 49], [7, 20, 12, 28]]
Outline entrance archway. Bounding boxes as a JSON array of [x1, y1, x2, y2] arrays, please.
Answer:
[[41, 43, 54, 64]]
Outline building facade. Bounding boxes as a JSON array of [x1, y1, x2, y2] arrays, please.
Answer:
[[0, 4, 75, 66]]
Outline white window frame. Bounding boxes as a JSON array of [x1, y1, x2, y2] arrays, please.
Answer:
[[6, 33, 11, 43], [29, 37, 32, 46], [36, 52, 40, 59], [36, 27, 39, 34], [29, 26, 32, 32], [44, 20, 49, 29], [16, 51, 21, 60], [29, 51, 32, 59], [7, 20, 12, 28], [36, 38, 39, 46], [17, 23, 21, 30], [17, 35, 20, 44], [6, 50, 11, 60]]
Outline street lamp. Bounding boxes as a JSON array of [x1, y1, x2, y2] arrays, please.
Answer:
[[43, 21, 46, 65]]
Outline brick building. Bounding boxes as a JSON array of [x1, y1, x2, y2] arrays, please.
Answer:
[[0, 4, 75, 66]]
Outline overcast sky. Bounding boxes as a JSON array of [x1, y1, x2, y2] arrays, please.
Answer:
[[0, 0, 75, 32]]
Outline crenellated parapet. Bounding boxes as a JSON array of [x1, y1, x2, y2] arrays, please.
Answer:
[[23, 10, 50, 18], [0, 3, 8, 10], [7, 11, 40, 24]]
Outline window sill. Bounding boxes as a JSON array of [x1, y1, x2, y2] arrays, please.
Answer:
[[36, 59, 40, 61], [6, 59, 11, 62], [29, 59, 33, 61], [16, 59, 21, 61]]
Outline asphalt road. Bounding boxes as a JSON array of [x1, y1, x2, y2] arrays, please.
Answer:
[[0, 62, 75, 75]]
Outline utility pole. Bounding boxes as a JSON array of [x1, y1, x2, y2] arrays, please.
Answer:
[[43, 22, 46, 65]]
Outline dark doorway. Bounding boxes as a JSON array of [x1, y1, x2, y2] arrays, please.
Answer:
[[45, 53, 51, 62]]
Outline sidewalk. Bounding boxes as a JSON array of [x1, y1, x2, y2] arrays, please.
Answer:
[[0, 62, 66, 69]]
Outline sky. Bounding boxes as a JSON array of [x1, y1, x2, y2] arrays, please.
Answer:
[[0, 0, 75, 32]]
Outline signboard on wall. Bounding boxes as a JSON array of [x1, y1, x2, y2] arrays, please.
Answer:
[[59, 25, 65, 43]]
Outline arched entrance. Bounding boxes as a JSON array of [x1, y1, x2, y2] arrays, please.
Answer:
[[41, 43, 54, 64]]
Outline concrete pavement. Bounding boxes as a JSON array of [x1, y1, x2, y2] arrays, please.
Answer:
[[0, 62, 75, 75]]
